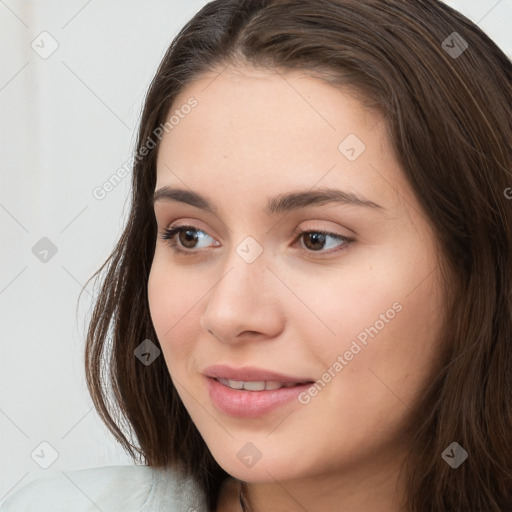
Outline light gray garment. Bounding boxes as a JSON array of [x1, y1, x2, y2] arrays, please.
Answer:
[[0, 464, 209, 511]]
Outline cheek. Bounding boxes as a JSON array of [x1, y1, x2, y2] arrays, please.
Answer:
[[297, 242, 444, 397], [147, 256, 200, 367], [287, 269, 443, 464]]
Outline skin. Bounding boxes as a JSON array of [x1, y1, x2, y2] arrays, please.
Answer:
[[148, 65, 447, 512]]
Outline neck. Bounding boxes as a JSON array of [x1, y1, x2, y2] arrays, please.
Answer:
[[236, 454, 407, 512]]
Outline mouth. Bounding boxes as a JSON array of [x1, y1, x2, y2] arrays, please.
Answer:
[[214, 377, 312, 391], [203, 364, 314, 385], [203, 365, 316, 418], [205, 377, 313, 420]]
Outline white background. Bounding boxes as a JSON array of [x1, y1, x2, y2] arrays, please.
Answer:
[[1, 0, 511, 504]]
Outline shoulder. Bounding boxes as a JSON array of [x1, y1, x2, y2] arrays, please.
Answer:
[[0, 464, 207, 512]]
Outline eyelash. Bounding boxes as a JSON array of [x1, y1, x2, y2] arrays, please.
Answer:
[[159, 224, 354, 258]]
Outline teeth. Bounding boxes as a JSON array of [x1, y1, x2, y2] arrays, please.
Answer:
[[216, 378, 301, 391], [243, 381, 266, 391], [225, 379, 244, 390], [264, 381, 284, 390]]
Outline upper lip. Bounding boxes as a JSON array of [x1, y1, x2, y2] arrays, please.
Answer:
[[203, 364, 314, 383]]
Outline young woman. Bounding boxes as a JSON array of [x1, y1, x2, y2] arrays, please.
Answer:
[[2, 0, 511, 511]]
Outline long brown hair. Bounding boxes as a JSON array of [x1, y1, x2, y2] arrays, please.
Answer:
[[82, 1, 512, 510]]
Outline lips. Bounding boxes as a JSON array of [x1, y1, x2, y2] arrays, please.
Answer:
[[205, 375, 315, 418], [216, 378, 302, 391], [203, 364, 314, 384]]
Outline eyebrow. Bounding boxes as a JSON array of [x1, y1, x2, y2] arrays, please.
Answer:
[[152, 186, 384, 215]]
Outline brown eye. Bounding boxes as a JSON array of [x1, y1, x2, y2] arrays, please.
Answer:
[[160, 225, 353, 257], [296, 230, 352, 254], [177, 228, 201, 249], [302, 232, 329, 251], [161, 225, 217, 254]]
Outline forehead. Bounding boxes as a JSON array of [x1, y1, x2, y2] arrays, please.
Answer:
[[155, 66, 405, 216], [159, 66, 376, 158]]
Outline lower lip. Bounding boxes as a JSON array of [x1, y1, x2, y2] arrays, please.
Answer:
[[206, 377, 313, 418]]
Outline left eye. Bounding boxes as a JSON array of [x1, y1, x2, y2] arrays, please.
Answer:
[[160, 225, 353, 256]]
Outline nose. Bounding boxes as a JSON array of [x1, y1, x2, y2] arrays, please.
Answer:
[[199, 251, 285, 345]]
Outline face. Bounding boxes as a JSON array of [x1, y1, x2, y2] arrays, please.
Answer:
[[148, 65, 446, 485]]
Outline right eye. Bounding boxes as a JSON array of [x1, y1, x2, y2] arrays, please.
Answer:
[[160, 225, 219, 255]]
